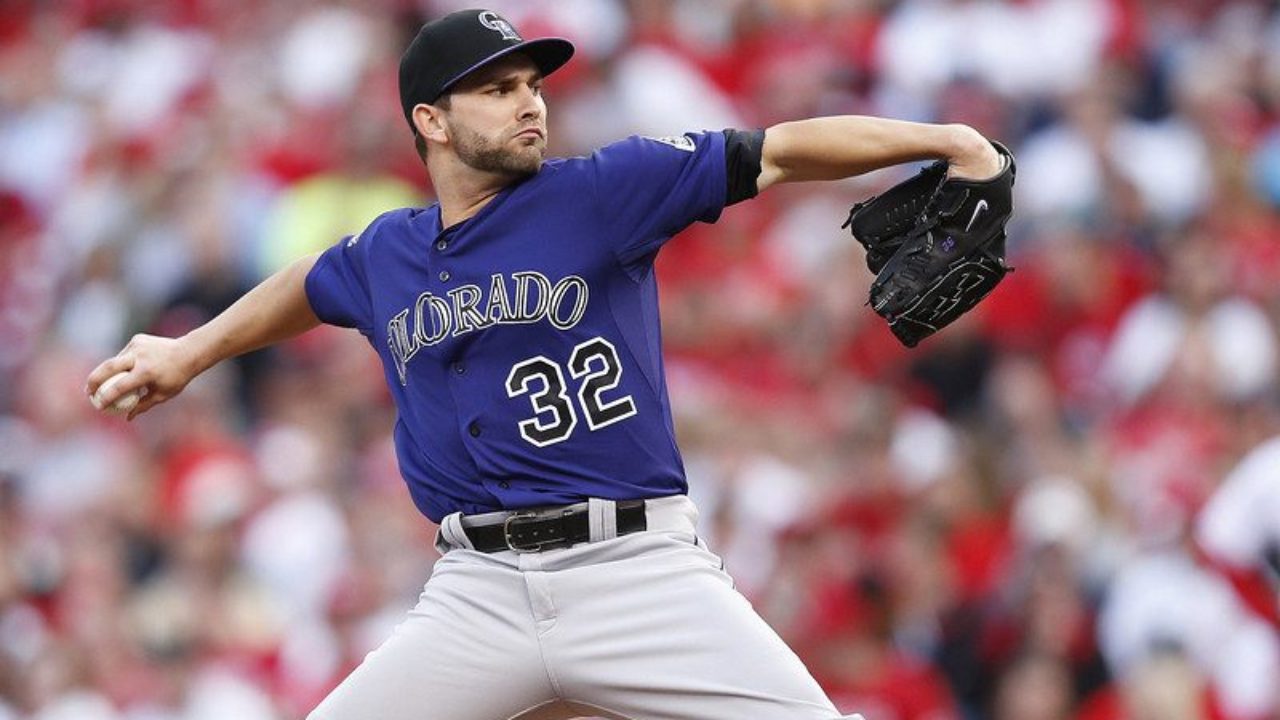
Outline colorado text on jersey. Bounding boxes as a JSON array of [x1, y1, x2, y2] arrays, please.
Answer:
[[387, 270, 589, 384]]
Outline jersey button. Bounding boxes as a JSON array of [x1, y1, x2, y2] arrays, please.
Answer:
[[439, 270, 451, 282], [468, 423, 481, 437], [452, 362, 465, 374], [436, 240, 448, 251], [498, 481, 510, 489]]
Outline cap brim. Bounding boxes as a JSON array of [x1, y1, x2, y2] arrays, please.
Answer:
[[437, 38, 575, 99]]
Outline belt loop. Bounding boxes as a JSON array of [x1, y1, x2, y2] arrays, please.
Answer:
[[439, 512, 476, 552], [587, 498, 617, 542]]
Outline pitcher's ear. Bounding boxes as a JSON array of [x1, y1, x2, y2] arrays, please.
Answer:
[[413, 103, 449, 146]]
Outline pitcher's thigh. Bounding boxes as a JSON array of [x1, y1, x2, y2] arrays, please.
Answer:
[[309, 558, 556, 720], [551, 538, 844, 720]]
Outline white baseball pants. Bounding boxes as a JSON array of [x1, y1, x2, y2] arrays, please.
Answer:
[[308, 496, 859, 720]]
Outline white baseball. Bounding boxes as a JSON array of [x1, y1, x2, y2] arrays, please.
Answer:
[[91, 372, 146, 414]]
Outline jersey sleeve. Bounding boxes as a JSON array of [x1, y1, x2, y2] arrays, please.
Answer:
[[305, 229, 375, 334], [587, 131, 728, 268]]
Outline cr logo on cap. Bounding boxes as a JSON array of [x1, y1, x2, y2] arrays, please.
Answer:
[[478, 11, 521, 42]]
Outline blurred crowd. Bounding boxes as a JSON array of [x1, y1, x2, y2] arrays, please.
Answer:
[[3, 0, 1280, 719]]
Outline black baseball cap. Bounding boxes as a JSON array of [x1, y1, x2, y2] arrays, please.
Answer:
[[398, 9, 575, 131]]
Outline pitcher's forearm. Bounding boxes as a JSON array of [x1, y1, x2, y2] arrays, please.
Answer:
[[183, 253, 323, 374], [758, 117, 995, 190]]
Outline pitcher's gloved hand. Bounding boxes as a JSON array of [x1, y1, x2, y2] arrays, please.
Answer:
[[843, 140, 1016, 348]]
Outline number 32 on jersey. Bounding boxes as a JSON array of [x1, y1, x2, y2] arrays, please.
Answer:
[[505, 336, 637, 447]]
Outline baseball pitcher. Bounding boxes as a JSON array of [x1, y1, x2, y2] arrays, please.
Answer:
[[86, 9, 1013, 720]]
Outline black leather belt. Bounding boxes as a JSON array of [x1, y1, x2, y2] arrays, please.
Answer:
[[461, 500, 648, 553]]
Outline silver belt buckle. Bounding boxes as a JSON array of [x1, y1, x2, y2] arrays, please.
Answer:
[[502, 510, 546, 553]]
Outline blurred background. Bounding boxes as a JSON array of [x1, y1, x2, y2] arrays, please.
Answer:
[[3, 0, 1280, 718]]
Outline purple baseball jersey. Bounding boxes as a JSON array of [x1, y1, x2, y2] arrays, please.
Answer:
[[305, 132, 728, 522]]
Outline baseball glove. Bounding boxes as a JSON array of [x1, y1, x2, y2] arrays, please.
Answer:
[[843, 140, 1015, 348]]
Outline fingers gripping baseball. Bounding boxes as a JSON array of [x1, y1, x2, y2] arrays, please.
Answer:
[[85, 334, 198, 420]]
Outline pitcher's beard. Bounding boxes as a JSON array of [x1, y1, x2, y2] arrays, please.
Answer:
[[453, 124, 543, 177]]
